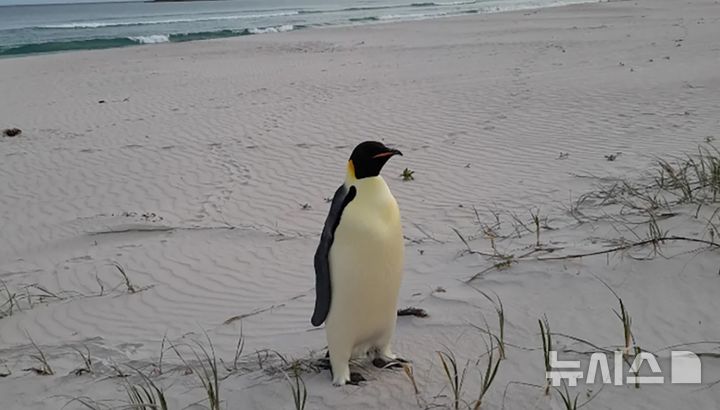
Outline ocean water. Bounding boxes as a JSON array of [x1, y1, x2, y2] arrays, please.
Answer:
[[0, 0, 590, 57]]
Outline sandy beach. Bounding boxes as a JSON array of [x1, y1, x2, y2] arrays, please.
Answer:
[[1, 0, 720, 408]]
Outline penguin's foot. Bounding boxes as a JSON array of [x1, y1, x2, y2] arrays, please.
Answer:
[[331, 360, 352, 386], [372, 357, 408, 369], [348, 372, 366, 385]]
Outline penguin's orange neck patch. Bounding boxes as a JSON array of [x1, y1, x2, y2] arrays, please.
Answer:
[[347, 160, 356, 181]]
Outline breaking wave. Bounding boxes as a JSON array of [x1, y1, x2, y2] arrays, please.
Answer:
[[0, 25, 301, 56], [37, 11, 301, 30]]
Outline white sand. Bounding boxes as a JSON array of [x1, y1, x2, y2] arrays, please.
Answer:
[[1, 0, 719, 408]]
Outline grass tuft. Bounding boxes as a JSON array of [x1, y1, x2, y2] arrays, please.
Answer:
[[171, 333, 221, 410], [0, 279, 19, 319], [71, 345, 93, 375], [555, 381, 579, 410], [122, 367, 169, 410], [471, 336, 502, 409], [530, 208, 542, 248], [114, 263, 138, 294], [153, 333, 167, 376], [539, 316, 552, 395], [593, 275, 636, 357], [284, 360, 308, 410], [613, 297, 634, 357], [222, 326, 245, 373], [437, 348, 468, 410], [470, 287, 506, 360], [25, 332, 54, 375]]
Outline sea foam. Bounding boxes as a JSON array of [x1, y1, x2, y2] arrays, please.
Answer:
[[129, 34, 170, 44], [247, 24, 295, 34], [39, 11, 300, 30]]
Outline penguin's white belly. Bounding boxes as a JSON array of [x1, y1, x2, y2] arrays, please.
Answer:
[[326, 184, 403, 356]]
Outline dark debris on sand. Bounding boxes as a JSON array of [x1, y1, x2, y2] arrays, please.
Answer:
[[2, 128, 22, 137], [397, 307, 428, 318]]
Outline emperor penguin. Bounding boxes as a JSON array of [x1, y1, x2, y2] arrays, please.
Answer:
[[312, 141, 405, 386]]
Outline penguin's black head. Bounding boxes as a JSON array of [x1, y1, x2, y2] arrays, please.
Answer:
[[348, 141, 403, 179]]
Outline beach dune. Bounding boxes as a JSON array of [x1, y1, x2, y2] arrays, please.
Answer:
[[1, 0, 719, 408]]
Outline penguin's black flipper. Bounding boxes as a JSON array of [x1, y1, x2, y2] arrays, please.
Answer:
[[311, 184, 356, 327]]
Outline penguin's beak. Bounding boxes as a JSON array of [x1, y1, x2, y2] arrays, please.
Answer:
[[372, 148, 403, 159]]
